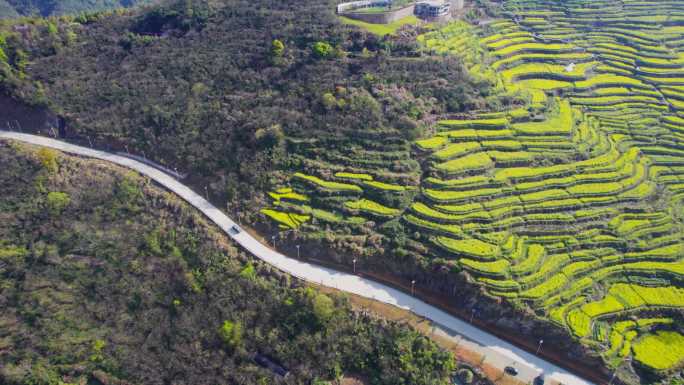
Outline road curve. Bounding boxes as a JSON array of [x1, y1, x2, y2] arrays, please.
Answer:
[[0, 131, 594, 385]]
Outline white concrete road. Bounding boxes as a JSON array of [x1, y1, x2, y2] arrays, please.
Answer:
[[0, 131, 596, 385]]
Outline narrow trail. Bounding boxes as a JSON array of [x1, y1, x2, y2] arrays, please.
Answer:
[[0, 131, 596, 385]]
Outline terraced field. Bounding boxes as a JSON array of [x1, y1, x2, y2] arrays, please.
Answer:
[[262, 0, 684, 379], [260, 128, 420, 238]]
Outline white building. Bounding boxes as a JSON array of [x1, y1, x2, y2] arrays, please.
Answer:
[[414, 0, 451, 18]]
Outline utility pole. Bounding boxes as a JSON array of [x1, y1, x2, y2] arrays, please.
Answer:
[[87, 136, 93, 148], [411, 280, 416, 296], [204, 185, 209, 200], [470, 308, 476, 323], [536, 339, 544, 355], [296, 245, 300, 258], [353, 258, 357, 273]]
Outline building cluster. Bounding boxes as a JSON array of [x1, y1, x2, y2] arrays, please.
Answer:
[[336, 0, 457, 23]]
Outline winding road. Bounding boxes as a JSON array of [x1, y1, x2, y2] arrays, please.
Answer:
[[0, 131, 595, 385]]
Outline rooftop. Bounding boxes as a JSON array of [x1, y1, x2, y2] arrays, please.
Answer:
[[416, 0, 448, 6]]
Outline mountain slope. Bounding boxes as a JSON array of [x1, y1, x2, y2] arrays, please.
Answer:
[[4, 0, 684, 383], [0, 0, 19, 18], [0, 0, 151, 18], [0, 140, 457, 385]]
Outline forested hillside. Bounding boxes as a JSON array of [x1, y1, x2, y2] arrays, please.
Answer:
[[0, 0, 495, 309], [0, 0, 19, 18], [0, 0, 151, 18], [0, 140, 457, 385]]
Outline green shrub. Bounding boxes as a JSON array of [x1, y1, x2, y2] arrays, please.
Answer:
[[46, 191, 70, 215], [312, 41, 334, 59], [271, 39, 284, 57], [144, 229, 163, 255], [89, 339, 106, 362], [321, 92, 337, 109], [239, 262, 256, 280], [254, 124, 284, 149], [37, 148, 58, 173], [116, 173, 142, 205], [312, 293, 334, 323], [219, 320, 243, 350]]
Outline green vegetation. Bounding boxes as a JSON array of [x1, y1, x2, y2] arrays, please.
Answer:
[[0, 0, 151, 17], [268, 188, 308, 203], [46, 191, 70, 214], [436, 237, 500, 259], [412, 2, 684, 381], [633, 331, 684, 371], [294, 173, 363, 192], [335, 171, 373, 181], [416, 136, 448, 150], [435, 152, 494, 174], [260, 208, 310, 229], [271, 38, 285, 60], [0, 142, 457, 385], [6, 0, 684, 382], [339, 15, 419, 36], [312, 41, 335, 59], [350, 6, 389, 14], [312, 293, 335, 323], [219, 320, 244, 350], [345, 198, 400, 216], [37, 147, 58, 173]]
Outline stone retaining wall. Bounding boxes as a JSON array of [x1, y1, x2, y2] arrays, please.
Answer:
[[340, 4, 415, 24]]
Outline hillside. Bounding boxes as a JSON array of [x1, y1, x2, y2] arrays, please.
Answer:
[[0, 0, 493, 260], [0, 140, 459, 385], [0, 0, 151, 18], [410, 3, 684, 382], [0, 0, 19, 18], [3, 0, 684, 383]]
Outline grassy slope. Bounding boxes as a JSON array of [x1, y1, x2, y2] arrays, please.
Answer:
[[0, 141, 456, 385], [339, 15, 420, 36]]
